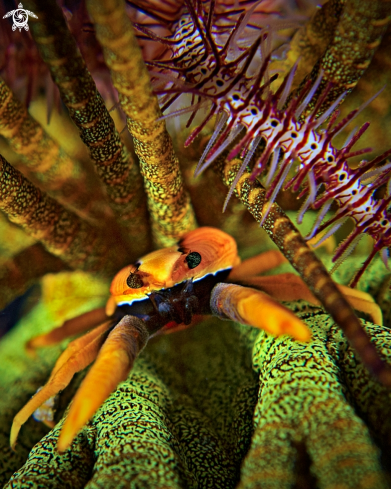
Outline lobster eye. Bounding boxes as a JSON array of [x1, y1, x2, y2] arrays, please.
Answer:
[[185, 251, 201, 269], [126, 273, 143, 289]]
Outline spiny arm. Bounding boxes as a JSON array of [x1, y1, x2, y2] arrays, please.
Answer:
[[218, 156, 391, 387]]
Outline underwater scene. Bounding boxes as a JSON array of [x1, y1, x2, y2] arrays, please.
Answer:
[[1, 0, 391, 487]]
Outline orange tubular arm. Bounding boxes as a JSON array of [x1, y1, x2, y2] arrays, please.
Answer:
[[210, 282, 311, 342]]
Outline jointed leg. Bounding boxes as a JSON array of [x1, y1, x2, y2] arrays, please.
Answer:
[[210, 282, 311, 342], [10, 321, 112, 449], [57, 315, 149, 452], [48, 321, 113, 381], [336, 283, 382, 326], [228, 249, 288, 281], [245, 273, 383, 326], [26, 307, 108, 354], [228, 236, 337, 282]]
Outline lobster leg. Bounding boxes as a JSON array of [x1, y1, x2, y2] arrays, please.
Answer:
[[228, 249, 288, 280], [57, 315, 149, 453], [26, 307, 108, 353], [10, 321, 111, 449], [245, 273, 383, 326], [210, 282, 311, 342]]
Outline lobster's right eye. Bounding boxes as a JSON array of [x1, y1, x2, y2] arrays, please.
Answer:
[[185, 251, 202, 269]]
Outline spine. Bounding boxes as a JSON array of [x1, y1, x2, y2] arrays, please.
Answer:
[[139, 1, 391, 285]]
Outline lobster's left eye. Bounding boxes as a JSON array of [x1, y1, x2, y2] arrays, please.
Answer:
[[127, 272, 143, 289], [185, 251, 201, 269]]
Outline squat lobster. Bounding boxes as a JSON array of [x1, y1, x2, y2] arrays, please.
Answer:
[[10, 227, 381, 453]]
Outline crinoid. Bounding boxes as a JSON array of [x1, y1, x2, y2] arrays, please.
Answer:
[[1, 0, 391, 488]]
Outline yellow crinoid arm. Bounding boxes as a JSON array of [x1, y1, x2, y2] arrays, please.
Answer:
[[210, 282, 311, 342], [57, 315, 149, 453]]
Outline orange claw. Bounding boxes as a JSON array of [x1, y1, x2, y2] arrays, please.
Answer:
[[57, 315, 149, 453], [210, 282, 311, 342]]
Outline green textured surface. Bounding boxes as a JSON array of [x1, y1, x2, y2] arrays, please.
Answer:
[[1, 253, 391, 488]]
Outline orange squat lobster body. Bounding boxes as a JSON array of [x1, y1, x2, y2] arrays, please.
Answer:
[[107, 227, 240, 311], [10, 227, 381, 453]]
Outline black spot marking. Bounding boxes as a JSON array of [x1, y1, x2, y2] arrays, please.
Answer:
[[271, 120, 278, 127], [186, 251, 202, 269], [127, 273, 143, 289]]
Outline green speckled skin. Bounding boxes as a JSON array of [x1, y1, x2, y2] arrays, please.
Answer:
[[1, 249, 391, 488]]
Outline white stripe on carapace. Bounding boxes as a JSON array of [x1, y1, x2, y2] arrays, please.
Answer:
[[109, 227, 241, 307], [116, 267, 233, 307]]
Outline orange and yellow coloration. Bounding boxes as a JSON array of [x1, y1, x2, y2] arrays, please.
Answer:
[[1, 0, 391, 484], [10, 226, 381, 454]]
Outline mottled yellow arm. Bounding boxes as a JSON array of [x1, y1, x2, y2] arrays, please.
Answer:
[[288, 0, 391, 116], [25, 0, 151, 258], [87, 0, 197, 247], [218, 156, 391, 387], [0, 155, 128, 276], [0, 243, 66, 311], [0, 77, 108, 222]]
